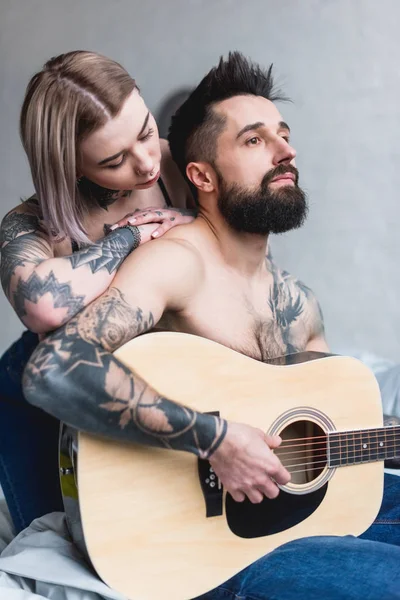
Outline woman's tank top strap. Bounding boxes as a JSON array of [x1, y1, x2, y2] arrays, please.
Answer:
[[71, 240, 79, 253], [158, 176, 172, 207]]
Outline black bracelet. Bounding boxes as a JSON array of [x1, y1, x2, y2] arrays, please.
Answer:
[[117, 225, 142, 253]]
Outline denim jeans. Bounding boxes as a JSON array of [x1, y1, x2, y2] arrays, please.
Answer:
[[0, 332, 63, 533], [196, 473, 400, 600]]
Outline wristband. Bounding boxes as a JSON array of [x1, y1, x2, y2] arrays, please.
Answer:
[[117, 225, 142, 252]]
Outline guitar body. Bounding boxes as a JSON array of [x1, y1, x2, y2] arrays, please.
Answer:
[[77, 332, 383, 600]]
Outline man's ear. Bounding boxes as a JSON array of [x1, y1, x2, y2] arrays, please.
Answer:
[[186, 162, 218, 194]]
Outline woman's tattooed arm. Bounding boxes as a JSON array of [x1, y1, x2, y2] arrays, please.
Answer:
[[0, 209, 138, 332]]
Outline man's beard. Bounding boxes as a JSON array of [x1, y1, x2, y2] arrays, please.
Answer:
[[217, 164, 308, 235]]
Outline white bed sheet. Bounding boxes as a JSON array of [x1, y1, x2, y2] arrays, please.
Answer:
[[0, 498, 13, 555], [0, 512, 127, 600]]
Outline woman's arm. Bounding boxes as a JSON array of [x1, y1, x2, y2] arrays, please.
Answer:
[[0, 206, 147, 334]]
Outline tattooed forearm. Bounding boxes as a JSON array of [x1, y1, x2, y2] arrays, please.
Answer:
[[0, 211, 141, 332], [23, 288, 227, 458], [1, 215, 136, 306], [13, 271, 85, 320], [69, 227, 136, 274]]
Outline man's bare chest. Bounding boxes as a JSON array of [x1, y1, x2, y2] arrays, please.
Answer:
[[163, 268, 313, 361]]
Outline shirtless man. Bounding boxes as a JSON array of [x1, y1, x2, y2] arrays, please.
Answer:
[[22, 52, 400, 600], [23, 51, 327, 504]]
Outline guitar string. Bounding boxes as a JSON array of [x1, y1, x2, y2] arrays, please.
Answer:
[[276, 435, 400, 455], [278, 448, 398, 467], [282, 457, 399, 475], [281, 455, 398, 475], [276, 441, 400, 462], [277, 444, 399, 471], [278, 426, 400, 446]]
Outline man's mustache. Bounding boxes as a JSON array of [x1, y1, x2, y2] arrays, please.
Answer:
[[262, 164, 299, 188]]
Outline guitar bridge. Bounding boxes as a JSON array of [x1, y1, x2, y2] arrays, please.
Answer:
[[197, 411, 223, 518]]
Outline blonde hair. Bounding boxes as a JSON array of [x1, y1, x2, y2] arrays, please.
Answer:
[[20, 51, 136, 244]]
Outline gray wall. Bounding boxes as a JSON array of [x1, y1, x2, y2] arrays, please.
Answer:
[[1, 0, 399, 359]]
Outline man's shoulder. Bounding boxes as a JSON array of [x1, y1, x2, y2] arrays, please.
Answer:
[[268, 259, 321, 317], [281, 269, 315, 299], [142, 228, 202, 261], [112, 232, 204, 314], [274, 261, 324, 322], [268, 257, 315, 298], [268, 260, 325, 343], [119, 229, 205, 285]]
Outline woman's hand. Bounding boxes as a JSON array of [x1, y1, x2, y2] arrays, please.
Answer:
[[128, 223, 163, 246], [110, 207, 196, 239]]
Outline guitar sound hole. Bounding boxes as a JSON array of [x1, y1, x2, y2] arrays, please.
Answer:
[[275, 420, 327, 484], [226, 420, 328, 539]]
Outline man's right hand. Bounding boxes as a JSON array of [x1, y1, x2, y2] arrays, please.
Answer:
[[209, 422, 291, 503]]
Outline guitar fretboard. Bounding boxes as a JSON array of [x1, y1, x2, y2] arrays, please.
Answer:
[[328, 426, 400, 467]]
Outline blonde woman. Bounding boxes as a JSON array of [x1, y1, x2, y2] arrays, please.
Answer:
[[0, 50, 195, 533]]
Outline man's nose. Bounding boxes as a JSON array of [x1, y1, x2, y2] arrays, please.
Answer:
[[273, 138, 296, 166]]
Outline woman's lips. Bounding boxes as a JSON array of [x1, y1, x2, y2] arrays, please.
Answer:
[[136, 170, 161, 189]]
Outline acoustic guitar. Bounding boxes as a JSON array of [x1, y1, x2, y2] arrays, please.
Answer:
[[73, 332, 399, 600]]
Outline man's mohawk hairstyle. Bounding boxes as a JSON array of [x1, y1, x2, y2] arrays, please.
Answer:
[[168, 51, 288, 179]]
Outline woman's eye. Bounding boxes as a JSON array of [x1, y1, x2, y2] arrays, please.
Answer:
[[107, 155, 126, 169], [140, 128, 154, 142]]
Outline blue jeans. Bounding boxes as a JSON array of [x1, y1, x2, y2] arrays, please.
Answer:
[[196, 473, 400, 599], [0, 332, 63, 533]]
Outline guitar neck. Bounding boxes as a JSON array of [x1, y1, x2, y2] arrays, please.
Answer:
[[328, 426, 400, 467]]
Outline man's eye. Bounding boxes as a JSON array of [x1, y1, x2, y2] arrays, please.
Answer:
[[246, 137, 261, 146], [282, 136, 290, 143]]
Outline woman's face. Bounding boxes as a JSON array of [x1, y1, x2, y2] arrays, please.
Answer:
[[79, 89, 162, 191]]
